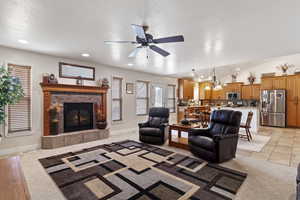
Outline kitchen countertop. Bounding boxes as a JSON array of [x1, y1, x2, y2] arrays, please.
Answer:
[[211, 106, 260, 132]]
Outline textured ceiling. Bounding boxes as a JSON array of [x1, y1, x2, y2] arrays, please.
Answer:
[[0, 0, 300, 76]]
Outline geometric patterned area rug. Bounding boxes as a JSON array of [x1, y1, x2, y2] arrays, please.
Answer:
[[39, 140, 247, 200]]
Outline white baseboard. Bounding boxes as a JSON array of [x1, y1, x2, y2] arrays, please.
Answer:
[[110, 127, 138, 135], [0, 144, 40, 156]]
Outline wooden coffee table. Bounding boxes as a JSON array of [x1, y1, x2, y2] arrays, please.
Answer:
[[168, 124, 200, 150]]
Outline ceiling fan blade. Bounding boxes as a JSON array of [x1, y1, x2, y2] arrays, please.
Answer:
[[128, 47, 143, 58], [149, 45, 170, 57], [131, 24, 146, 39], [153, 35, 184, 44], [104, 41, 137, 44]]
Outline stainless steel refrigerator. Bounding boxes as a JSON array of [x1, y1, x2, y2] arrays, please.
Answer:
[[260, 89, 286, 127]]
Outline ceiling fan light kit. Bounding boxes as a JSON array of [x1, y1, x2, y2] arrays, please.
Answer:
[[104, 24, 184, 58]]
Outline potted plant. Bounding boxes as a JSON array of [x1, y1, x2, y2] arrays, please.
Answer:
[[0, 65, 24, 141]]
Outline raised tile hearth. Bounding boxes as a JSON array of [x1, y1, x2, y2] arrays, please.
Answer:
[[41, 129, 109, 149]]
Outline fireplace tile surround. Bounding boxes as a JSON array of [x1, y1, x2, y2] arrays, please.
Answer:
[[51, 93, 101, 134], [40, 83, 109, 149]]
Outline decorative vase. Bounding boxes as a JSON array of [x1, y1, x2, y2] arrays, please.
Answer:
[[96, 121, 107, 129], [231, 74, 237, 82], [49, 109, 59, 135], [277, 63, 294, 76], [248, 74, 256, 84]]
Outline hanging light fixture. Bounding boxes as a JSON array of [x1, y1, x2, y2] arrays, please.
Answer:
[[211, 67, 222, 90], [204, 85, 211, 90]]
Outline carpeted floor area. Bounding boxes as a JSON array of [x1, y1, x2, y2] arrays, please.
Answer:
[[20, 129, 297, 200], [39, 140, 247, 200]]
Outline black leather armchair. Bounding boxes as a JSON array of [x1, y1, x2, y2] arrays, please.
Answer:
[[139, 107, 170, 145], [188, 109, 242, 163]]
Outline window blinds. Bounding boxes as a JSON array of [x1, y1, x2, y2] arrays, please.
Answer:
[[112, 77, 122, 121], [168, 85, 176, 113], [136, 81, 149, 115], [7, 64, 32, 133]]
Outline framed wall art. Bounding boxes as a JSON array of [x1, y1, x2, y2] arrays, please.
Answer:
[[126, 83, 134, 94], [59, 62, 95, 80]]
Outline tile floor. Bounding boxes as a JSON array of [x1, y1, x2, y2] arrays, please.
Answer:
[[238, 127, 300, 167]]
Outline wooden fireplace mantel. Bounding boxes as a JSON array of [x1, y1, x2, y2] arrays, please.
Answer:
[[40, 83, 108, 136], [40, 83, 108, 94]]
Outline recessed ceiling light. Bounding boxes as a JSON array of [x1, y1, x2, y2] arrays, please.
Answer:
[[81, 53, 90, 57], [18, 39, 28, 44], [128, 63, 133, 66]]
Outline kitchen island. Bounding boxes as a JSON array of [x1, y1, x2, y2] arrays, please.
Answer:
[[211, 106, 260, 133]]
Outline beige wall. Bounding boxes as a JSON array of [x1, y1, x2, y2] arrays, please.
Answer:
[[0, 46, 177, 155], [221, 53, 300, 84]]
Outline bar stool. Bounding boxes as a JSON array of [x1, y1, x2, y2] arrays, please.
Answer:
[[240, 111, 253, 141]]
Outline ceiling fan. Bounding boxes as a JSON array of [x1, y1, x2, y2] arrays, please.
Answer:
[[104, 24, 184, 58]]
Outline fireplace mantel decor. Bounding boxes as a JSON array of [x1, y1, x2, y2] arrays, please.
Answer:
[[40, 83, 109, 149]]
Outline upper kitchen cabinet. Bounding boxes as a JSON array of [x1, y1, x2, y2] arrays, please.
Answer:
[[261, 76, 286, 90], [211, 88, 225, 99], [224, 82, 243, 94], [252, 84, 261, 99], [241, 84, 261, 100], [178, 79, 194, 100], [199, 81, 213, 100]]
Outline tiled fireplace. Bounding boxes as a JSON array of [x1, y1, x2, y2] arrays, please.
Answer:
[[40, 83, 109, 149]]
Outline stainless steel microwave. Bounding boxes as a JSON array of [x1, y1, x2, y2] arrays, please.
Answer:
[[226, 92, 240, 100]]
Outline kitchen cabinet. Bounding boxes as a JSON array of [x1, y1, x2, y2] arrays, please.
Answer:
[[224, 82, 243, 94], [252, 84, 261, 99], [241, 85, 252, 99], [241, 84, 261, 100], [286, 75, 300, 127], [179, 79, 194, 100], [199, 82, 212, 100], [211, 89, 225, 99], [261, 76, 286, 90]]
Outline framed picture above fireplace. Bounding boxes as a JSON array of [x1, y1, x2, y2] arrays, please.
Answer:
[[59, 62, 95, 80]]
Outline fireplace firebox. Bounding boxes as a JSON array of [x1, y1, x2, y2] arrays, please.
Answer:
[[64, 103, 93, 133]]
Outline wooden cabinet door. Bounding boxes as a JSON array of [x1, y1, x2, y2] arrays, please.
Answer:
[[211, 90, 217, 99], [286, 76, 297, 127], [287, 101, 298, 127], [272, 77, 286, 89], [241, 85, 251, 100], [204, 89, 212, 99], [286, 75, 298, 101], [261, 78, 273, 90], [219, 89, 225, 99], [296, 77, 300, 127], [183, 80, 194, 100], [286, 75, 300, 127], [252, 84, 261, 100], [216, 89, 223, 99]]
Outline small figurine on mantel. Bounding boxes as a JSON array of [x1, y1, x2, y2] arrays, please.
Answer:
[[76, 76, 83, 85], [43, 73, 58, 84], [98, 78, 109, 88]]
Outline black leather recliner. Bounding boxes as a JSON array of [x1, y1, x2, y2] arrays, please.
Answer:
[[139, 107, 170, 145], [188, 109, 242, 163]]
